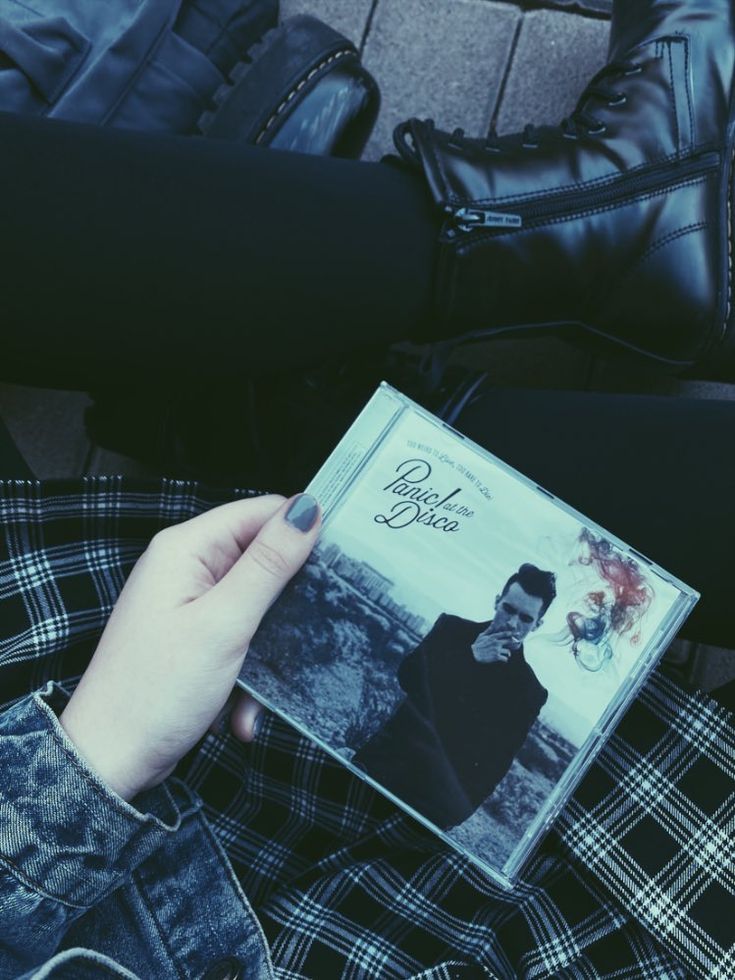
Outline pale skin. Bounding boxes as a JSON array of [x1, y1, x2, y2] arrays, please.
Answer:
[[470, 581, 545, 664], [59, 493, 319, 802]]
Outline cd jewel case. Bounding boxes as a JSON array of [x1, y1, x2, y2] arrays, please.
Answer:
[[239, 384, 698, 888]]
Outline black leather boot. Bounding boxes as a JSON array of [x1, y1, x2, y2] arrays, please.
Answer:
[[395, 0, 735, 375], [199, 14, 379, 157]]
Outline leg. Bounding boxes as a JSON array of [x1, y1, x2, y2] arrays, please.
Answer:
[[456, 386, 735, 649], [0, 110, 437, 388]]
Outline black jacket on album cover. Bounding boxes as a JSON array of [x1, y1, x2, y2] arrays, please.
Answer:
[[353, 613, 548, 828]]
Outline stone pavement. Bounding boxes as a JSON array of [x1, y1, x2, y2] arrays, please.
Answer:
[[0, 0, 733, 690]]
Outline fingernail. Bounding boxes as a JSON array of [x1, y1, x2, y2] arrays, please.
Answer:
[[252, 712, 265, 738], [285, 493, 319, 532]]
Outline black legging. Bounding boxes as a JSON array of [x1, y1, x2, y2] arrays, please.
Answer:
[[457, 387, 735, 654], [0, 110, 436, 388], [0, 111, 732, 688]]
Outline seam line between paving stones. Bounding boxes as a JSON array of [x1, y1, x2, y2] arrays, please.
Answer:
[[358, 0, 380, 57], [488, 12, 525, 137]]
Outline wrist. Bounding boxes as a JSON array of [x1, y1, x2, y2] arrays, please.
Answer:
[[58, 697, 153, 802]]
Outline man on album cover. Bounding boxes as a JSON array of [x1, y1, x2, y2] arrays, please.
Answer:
[[353, 563, 557, 829]]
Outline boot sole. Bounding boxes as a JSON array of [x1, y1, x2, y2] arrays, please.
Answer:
[[708, 71, 735, 378], [197, 15, 366, 146], [719, 126, 735, 375]]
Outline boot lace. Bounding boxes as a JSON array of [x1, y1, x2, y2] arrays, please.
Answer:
[[394, 59, 642, 162]]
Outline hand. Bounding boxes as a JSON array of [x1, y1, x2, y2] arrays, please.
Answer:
[[471, 629, 519, 664], [59, 493, 320, 801]]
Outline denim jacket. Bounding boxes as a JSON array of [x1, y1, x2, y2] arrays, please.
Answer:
[[0, 684, 274, 980]]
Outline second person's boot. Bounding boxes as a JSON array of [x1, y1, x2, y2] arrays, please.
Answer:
[[199, 14, 379, 157], [395, 0, 735, 376]]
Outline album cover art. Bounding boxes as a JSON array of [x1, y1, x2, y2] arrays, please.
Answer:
[[239, 385, 697, 887]]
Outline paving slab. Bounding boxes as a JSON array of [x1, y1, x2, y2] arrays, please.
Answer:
[[361, 0, 521, 161], [279, 0, 374, 48], [676, 380, 735, 401], [495, 7, 609, 134], [0, 384, 91, 479]]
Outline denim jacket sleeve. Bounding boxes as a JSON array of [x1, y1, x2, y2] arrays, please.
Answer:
[[0, 682, 189, 978]]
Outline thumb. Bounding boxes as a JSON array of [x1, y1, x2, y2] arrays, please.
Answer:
[[198, 493, 321, 649]]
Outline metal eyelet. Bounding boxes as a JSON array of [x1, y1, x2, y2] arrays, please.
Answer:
[[563, 131, 580, 141], [623, 64, 643, 76], [607, 93, 627, 107], [522, 141, 539, 150], [586, 123, 608, 136]]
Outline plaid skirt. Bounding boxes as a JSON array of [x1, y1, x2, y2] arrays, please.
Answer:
[[1, 478, 732, 979]]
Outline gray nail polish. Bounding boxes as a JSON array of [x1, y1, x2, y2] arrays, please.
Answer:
[[285, 494, 319, 532], [252, 712, 265, 738]]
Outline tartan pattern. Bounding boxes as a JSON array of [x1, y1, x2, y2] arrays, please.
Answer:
[[555, 677, 735, 978], [1, 477, 732, 979]]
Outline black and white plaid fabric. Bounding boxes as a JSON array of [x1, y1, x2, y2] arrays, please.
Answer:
[[1, 478, 732, 979]]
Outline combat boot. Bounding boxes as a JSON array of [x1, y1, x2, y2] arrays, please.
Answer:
[[395, 0, 735, 375]]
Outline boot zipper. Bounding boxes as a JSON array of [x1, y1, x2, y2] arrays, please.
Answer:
[[452, 209, 523, 230], [444, 151, 719, 237]]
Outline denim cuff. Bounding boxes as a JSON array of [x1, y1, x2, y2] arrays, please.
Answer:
[[0, 682, 201, 908]]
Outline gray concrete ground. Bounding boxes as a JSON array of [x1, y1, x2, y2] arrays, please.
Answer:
[[1, 0, 733, 690]]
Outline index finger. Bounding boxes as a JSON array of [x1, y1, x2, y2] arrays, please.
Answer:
[[198, 493, 321, 650], [158, 494, 286, 565]]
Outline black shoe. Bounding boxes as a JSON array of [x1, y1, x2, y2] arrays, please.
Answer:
[[395, 0, 735, 377], [198, 14, 379, 157], [174, 0, 279, 91]]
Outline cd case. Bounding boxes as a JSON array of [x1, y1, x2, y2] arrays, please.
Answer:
[[239, 384, 698, 888]]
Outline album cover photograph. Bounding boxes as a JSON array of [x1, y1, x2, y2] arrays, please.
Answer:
[[239, 386, 696, 886]]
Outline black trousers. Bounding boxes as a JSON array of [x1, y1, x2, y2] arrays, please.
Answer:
[[0, 110, 436, 388], [0, 112, 733, 670], [457, 388, 735, 654]]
